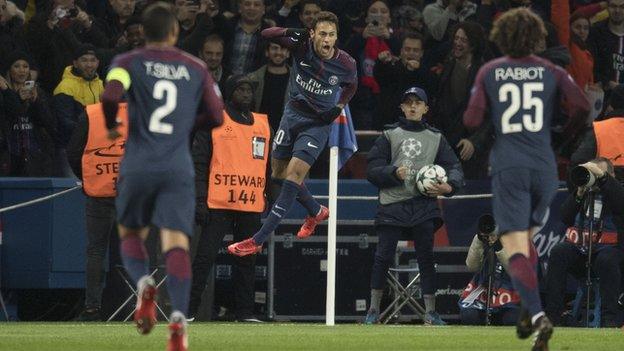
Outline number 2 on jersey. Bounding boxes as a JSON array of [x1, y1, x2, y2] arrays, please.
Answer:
[[499, 82, 544, 134], [149, 80, 177, 134]]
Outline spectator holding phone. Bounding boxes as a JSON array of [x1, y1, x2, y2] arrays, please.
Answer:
[[0, 50, 56, 176], [345, 0, 401, 129], [25, 1, 108, 92]]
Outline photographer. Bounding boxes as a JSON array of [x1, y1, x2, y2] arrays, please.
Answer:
[[459, 215, 520, 326], [545, 158, 624, 327]]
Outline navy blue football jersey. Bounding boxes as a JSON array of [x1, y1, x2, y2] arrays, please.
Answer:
[[107, 47, 223, 176], [464, 55, 588, 174], [262, 27, 357, 115]]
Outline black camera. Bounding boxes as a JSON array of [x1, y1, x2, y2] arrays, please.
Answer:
[[570, 165, 596, 188], [477, 214, 497, 243]]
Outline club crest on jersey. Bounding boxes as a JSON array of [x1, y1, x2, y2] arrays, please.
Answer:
[[328, 75, 339, 86]]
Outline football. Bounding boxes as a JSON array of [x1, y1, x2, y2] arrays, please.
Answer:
[[415, 164, 447, 196]]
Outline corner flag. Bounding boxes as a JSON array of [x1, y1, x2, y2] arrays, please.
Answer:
[[328, 105, 358, 170]]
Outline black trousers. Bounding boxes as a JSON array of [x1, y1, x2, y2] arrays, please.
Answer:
[[188, 209, 260, 318], [370, 220, 436, 294], [84, 196, 117, 309], [545, 241, 624, 326]]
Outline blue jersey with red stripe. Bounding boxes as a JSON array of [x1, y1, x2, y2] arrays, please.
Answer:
[[262, 27, 357, 115], [108, 47, 223, 176], [464, 55, 589, 174]]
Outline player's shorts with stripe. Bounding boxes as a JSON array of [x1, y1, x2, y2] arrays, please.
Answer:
[[272, 101, 330, 166], [115, 171, 195, 236], [492, 167, 558, 234]]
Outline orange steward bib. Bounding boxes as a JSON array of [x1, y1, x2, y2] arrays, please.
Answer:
[[81, 103, 128, 197], [594, 117, 624, 167], [207, 111, 270, 212]]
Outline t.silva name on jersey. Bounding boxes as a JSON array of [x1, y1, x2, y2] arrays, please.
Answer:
[[144, 61, 191, 81]]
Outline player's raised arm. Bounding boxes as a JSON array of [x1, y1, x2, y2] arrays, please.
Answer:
[[261, 26, 308, 50], [101, 64, 131, 134], [555, 67, 590, 136], [463, 66, 489, 129], [197, 69, 224, 129]]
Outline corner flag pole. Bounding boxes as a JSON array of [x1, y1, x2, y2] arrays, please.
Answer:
[[325, 146, 339, 326]]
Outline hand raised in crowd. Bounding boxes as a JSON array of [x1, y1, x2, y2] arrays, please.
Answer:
[[283, 0, 301, 10], [377, 50, 397, 63], [456, 139, 475, 161], [75, 8, 93, 30], [0, 76, 8, 91], [395, 166, 409, 180], [405, 59, 420, 71], [175, 0, 200, 22], [426, 182, 452, 197], [18, 86, 37, 102], [205, 0, 219, 17]]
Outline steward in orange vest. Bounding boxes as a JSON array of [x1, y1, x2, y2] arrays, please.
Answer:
[[68, 102, 128, 197], [571, 85, 624, 180], [188, 75, 271, 320], [66, 102, 128, 321]]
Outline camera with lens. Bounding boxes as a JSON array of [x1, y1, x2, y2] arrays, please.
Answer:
[[477, 214, 498, 245], [570, 165, 596, 188]]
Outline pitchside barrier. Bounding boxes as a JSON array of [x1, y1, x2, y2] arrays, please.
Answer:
[[0, 178, 569, 321]]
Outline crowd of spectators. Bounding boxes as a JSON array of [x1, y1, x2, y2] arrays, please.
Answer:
[[0, 0, 621, 180]]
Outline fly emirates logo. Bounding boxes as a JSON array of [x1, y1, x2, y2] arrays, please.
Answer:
[[295, 74, 333, 95]]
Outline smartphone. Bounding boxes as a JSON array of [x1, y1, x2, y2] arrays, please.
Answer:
[[24, 80, 35, 91]]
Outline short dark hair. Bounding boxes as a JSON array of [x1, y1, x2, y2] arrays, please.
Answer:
[[142, 2, 177, 42], [311, 11, 339, 32], [203, 34, 225, 48], [490, 8, 547, 58], [299, 0, 322, 10], [401, 32, 424, 47]]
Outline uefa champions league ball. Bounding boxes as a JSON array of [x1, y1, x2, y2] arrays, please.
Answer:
[[415, 164, 447, 196]]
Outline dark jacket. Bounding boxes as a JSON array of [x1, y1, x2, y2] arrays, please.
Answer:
[[1, 87, 56, 176], [0, 17, 29, 69], [373, 58, 435, 130], [560, 174, 624, 250], [219, 16, 273, 74], [588, 20, 624, 86], [66, 110, 88, 179], [432, 58, 493, 179], [366, 117, 464, 228], [24, 10, 108, 93]]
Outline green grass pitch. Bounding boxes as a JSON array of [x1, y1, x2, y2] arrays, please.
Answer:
[[0, 323, 621, 350]]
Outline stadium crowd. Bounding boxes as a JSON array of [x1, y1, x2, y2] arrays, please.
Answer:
[[0, 0, 623, 328]]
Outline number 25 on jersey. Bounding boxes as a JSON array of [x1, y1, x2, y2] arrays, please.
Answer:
[[499, 82, 544, 134]]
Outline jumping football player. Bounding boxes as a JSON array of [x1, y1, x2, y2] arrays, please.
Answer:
[[228, 11, 358, 256]]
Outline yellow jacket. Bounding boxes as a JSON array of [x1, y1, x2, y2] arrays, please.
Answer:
[[53, 66, 104, 106]]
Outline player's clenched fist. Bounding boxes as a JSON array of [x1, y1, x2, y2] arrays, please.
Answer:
[[286, 28, 309, 39]]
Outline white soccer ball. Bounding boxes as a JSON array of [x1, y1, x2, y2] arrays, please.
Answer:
[[415, 164, 447, 196]]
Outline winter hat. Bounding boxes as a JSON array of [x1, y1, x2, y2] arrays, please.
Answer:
[[224, 74, 254, 102], [2, 50, 33, 74]]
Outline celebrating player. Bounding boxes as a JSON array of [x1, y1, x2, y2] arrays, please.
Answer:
[[100, 2, 223, 350], [463, 8, 589, 351], [228, 11, 358, 256]]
